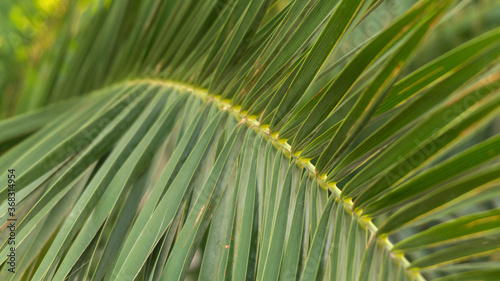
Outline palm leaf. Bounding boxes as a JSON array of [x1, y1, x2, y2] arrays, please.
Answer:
[[1, 0, 499, 280]]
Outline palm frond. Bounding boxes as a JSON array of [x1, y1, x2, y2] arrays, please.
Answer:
[[1, 0, 500, 280]]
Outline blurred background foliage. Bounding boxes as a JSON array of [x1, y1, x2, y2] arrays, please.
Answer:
[[0, 0, 97, 117]]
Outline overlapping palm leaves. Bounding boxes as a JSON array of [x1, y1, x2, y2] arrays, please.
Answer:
[[1, 0, 500, 280]]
